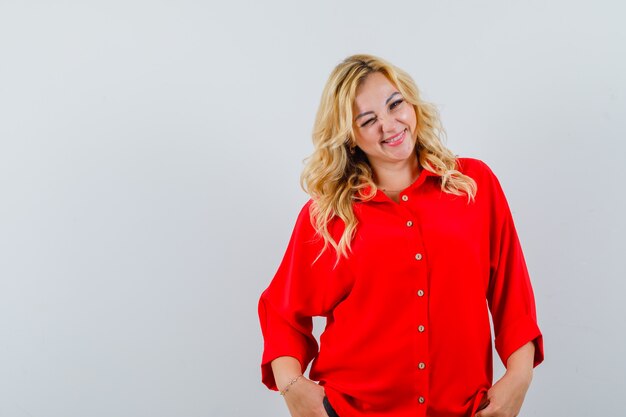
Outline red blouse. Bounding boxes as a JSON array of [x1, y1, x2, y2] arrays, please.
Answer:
[[258, 157, 544, 417]]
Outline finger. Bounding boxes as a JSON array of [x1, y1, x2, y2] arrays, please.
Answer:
[[475, 402, 494, 417], [476, 396, 490, 411]]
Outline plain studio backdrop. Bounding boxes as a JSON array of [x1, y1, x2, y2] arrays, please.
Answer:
[[0, 1, 624, 416]]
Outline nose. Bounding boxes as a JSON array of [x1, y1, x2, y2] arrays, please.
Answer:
[[379, 114, 398, 134]]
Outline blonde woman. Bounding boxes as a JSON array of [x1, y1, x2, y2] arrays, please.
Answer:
[[258, 54, 544, 417]]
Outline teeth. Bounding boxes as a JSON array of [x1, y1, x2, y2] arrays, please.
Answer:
[[383, 130, 404, 144]]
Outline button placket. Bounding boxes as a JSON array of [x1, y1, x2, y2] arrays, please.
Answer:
[[398, 191, 429, 412]]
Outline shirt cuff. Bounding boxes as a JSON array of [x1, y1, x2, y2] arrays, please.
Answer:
[[261, 347, 311, 391], [494, 313, 544, 368], [259, 299, 317, 390]]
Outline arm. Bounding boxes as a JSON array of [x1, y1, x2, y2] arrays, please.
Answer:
[[506, 340, 535, 379], [258, 203, 352, 416], [475, 341, 535, 417], [476, 162, 544, 416], [259, 202, 349, 390], [271, 356, 327, 417]]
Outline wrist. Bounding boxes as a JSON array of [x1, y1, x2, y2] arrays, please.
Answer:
[[275, 372, 305, 392], [271, 356, 305, 392], [505, 366, 533, 383], [279, 374, 304, 396]]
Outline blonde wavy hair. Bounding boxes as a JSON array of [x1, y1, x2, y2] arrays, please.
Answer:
[[301, 54, 477, 260]]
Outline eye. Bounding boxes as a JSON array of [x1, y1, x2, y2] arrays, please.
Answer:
[[360, 117, 376, 128], [390, 99, 404, 110]]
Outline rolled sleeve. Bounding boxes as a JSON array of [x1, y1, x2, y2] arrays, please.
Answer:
[[258, 200, 352, 390], [485, 164, 545, 368], [494, 313, 544, 368], [258, 296, 317, 390]]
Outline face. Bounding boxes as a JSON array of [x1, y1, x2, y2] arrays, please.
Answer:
[[352, 72, 417, 169]]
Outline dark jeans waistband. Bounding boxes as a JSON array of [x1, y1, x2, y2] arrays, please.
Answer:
[[323, 396, 340, 417]]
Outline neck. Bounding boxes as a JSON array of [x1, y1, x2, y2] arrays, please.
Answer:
[[372, 156, 420, 192]]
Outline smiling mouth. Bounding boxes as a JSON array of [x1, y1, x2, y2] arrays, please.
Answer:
[[381, 129, 406, 145]]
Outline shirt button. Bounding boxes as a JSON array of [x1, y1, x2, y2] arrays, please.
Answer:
[[418, 325, 425, 332], [417, 289, 424, 297], [418, 396, 425, 404], [418, 362, 426, 370], [406, 220, 413, 227], [414, 253, 423, 261], [401, 195, 409, 202]]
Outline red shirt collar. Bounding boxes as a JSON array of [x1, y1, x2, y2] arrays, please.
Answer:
[[357, 165, 441, 203]]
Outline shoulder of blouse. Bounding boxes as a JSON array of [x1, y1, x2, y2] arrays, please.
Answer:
[[456, 156, 491, 176], [293, 198, 347, 242], [456, 156, 504, 190]]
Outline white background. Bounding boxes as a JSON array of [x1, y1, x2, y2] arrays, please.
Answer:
[[0, 1, 624, 416]]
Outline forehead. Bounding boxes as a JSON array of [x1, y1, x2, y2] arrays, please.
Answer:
[[353, 72, 398, 111]]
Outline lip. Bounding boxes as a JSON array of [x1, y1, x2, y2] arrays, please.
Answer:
[[381, 129, 406, 146]]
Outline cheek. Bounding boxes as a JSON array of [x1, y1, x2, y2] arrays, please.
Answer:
[[399, 109, 417, 130], [355, 129, 379, 148]]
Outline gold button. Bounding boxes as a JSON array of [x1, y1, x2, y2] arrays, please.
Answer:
[[418, 362, 426, 370], [418, 325, 425, 332], [418, 396, 425, 404], [401, 195, 409, 201], [417, 289, 424, 297], [415, 253, 422, 260], [406, 220, 413, 227]]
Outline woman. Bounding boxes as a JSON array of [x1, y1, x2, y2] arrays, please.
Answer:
[[258, 54, 544, 417]]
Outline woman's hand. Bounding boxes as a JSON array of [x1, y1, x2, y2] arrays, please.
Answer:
[[474, 369, 532, 417], [282, 376, 327, 417], [475, 341, 535, 417]]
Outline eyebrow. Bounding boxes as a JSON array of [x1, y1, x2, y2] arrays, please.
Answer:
[[354, 92, 401, 121]]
